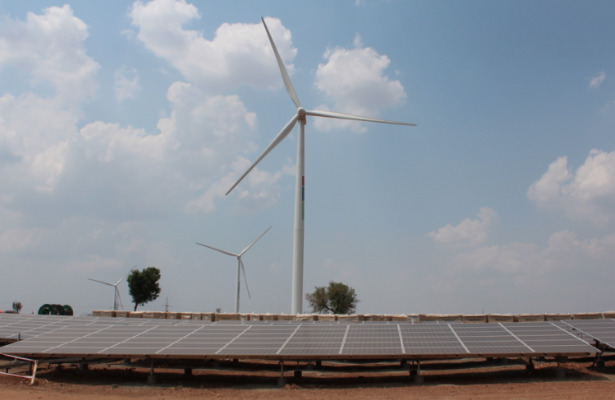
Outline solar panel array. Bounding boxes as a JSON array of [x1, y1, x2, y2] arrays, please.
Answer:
[[560, 319, 615, 349], [0, 314, 601, 360]]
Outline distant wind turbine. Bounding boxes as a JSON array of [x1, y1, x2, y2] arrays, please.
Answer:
[[196, 227, 271, 313], [226, 18, 416, 314], [88, 270, 130, 311]]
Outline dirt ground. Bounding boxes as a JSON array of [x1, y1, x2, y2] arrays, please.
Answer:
[[2, 359, 615, 399]]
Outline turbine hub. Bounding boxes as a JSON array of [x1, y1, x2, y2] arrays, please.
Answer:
[[297, 108, 307, 123]]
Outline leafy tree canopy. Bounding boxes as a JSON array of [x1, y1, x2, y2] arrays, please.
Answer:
[[127, 267, 161, 311], [305, 281, 358, 315]]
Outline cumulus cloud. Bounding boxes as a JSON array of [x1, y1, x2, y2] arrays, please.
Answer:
[[448, 230, 615, 283], [0, 4, 99, 106], [0, 5, 99, 193], [415, 230, 615, 313], [428, 207, 499, 248], [114, 66, 141, 102], [528, 150, 615, 226], [129, 0, 297, 92], [313, 34, 407, 132], [589, 71, 606, 89], [0, 93, 78, 192], [0, 2, 286, 224]]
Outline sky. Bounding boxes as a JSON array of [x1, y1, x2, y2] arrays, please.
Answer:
[[1, 0, 614, 316]]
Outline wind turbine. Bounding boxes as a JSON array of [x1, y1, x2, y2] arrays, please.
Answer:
[[88, 270, 130, 311], [196, 226, 271, 313], [226, 18, 416, 315]]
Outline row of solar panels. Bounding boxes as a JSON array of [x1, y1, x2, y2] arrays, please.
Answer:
[[1, 314, 613, 360]]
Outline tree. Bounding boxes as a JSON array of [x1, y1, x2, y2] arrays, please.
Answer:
[[305, 281, 358, 314], [127, 267, 161, 311], [12, 301, 22, 313]]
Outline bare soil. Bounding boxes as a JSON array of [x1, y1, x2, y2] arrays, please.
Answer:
[[2, 359, 615, 399]]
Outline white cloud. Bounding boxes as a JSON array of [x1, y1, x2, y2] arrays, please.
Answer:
[[589, 71, 606, 89], [448, 230, 615, 284], [114, 66, 141, 102], [428, 207, 499, 248], [0, 5, 100, 193], [0, 4, 99, 106], [0, 2, 283, 225], [526, 156, 570, 206], [129, 1, 296, 92], [409, 230, 615, 313], [187, 155, 294, 214], [528, 150, 615, 226], [31, 141, 69, 192], [313, 34, 407, 132], [79, 121, 167, 163], [0, 93, 78, 192]]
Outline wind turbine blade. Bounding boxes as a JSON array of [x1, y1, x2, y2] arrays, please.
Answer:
[[195, 242, 238, 258], [88, 278, 114, 287], [240, 226, 272, 256], [239, 259, 252, 300], [114, 270, 130, 286], [306, 109, 416, 126], [262, 17, 301, 108], [225, 114, 298, 196]]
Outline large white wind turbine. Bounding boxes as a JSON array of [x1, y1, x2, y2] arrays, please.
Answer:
[[88, 271, 130, 311], [226, 18, 416, 314], [196, 226, 271, 313]]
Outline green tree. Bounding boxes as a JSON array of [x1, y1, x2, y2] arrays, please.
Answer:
[[12, 301, 22, 313], [127, 267, 161, 311], [306, 281, 358, 314]]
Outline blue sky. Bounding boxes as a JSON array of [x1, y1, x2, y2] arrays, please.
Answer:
[[1, 0, 614, 315]]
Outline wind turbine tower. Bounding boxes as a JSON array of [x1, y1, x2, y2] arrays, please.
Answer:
[[226, 18, 415, 314]]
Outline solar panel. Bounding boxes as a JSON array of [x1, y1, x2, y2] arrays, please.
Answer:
[[278, 324, 348, 356], [0, 314, 601, 360], [341, 324, 402, 356], [559, 319, 615, 349], [452, 324, 531, 355], [400, 324, 468, 356], [161, 325, 249, 356]]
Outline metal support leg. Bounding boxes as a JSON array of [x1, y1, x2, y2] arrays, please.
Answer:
[[525, 358, 535, 372], [409, 360, 423, 383], [277, 361, 286, 387], [147, 359, 156, 385], [414, 360, 423, 383], [30, 360, 38, 385], [556, 358, 565, 379]]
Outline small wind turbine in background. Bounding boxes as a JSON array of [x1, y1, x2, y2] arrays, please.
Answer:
[[196, 227, 271, 313], [88, 270, 131, 311], [226, 18, 416, 314]]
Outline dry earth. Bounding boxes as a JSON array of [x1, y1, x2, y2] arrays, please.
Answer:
[[2, 359, 615, 399]]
